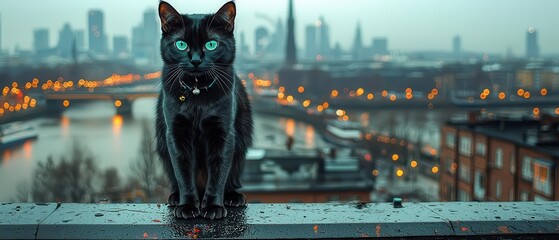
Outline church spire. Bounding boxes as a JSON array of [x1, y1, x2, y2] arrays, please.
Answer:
[[352, 22, 363, 60], [285, 0, 297, 67]]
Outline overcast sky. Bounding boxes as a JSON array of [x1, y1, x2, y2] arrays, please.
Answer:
[[1, 0, 558, 55]]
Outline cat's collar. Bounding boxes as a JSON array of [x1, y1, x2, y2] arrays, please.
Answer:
[[178, 77, 217, 96]]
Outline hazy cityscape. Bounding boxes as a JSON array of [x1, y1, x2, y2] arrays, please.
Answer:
[[0, 0, 558, 207]]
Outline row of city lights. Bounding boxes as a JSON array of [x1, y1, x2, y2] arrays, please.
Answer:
[[370, 159, 440, 178], [0, 82, 39, 116], [0, 71, 162, 115], [479, 88, 550, 100]]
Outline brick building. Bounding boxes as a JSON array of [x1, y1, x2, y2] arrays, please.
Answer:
[[440, 113, 559, 201]]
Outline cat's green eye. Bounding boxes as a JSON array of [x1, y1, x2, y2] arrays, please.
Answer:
[[175, 40, 188, 51], [205, 40, 218, 51]]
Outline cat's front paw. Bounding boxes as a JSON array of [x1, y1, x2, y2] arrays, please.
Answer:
[[201, 205, 227, 220], [167, 192, 180, 207], [174, 204, 200, 219], [224, 191, 246, 207]]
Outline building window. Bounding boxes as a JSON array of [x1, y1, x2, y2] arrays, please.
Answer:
[[445, 158, 456, 175], [510, 152, 516, 174], [446, 184, 455, 201], [495, 180, 502, 199], [446, 132, 456, 149], [458, 189, 470, 201], [520, 191, 529, 201], [459, 164, 471, 183], [494, 148, 503, 169], [475, 142, 486, 156], [533, 160, 552, 196], [522, 156, 533, 181], [459, 136, 472, 156], [474, 170, 485, 200]]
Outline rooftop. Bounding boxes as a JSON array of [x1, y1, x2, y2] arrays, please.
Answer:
[[1, 202, 558, 239]]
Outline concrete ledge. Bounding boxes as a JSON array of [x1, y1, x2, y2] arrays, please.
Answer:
[[1, 202, 558, 239]]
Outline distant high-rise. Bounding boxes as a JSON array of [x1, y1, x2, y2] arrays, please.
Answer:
[[57, 23, 75, 58], [255, 27, 269, 56], [113, 36, 129, 58], [0, 14, 2, 54], [305, 25, 316, 60], [526, 27, 539, 59], [285, 0, 297, 66], [132, 9, 160, 64], [305, 17, 331, 61], [453, 35, 461, 56], [239, 32, 250, 59], [74, 30, 85, 52], [352, 22, 363, 60], [372, 38, 388, 55], [34, 29, 50, 52], [88, 9, 108, 55]]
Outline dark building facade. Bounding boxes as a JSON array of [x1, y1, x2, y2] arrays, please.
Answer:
[[440, 113, 559, 202]]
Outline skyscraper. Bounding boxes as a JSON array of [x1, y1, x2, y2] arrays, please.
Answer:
[[305, 17, 331, 61], [132, 9, 160, 64], [0, 14, 2, 55], [371, 38, 388, 55], [88, 9, 108, 55], [285, 0, 297, 66], [57, 23, 74, 58], [238, 32, 250, 59], [304, 25, 316, 60], [74, 30, 85, 52], [526, 27, 539, 59], [113, 36, 129, 58], [34, 29, 50, 53], [352, 22, 363, 60], [255, 27, 269, 56], [453, 35, 461, 56]]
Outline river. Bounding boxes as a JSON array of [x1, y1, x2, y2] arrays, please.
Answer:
[[0, 98, 325, 201]]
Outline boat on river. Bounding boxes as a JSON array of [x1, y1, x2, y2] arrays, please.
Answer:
[[0, 121, 38, 148]]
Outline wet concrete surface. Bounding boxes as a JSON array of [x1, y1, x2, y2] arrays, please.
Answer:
[[0, 202, 558, 239]]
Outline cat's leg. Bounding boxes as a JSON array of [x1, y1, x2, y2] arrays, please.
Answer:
[[155, 100, 180, 206], [224, 148, 247, 207], [158, 145, 180, 206], [165, 117, 200, 219], [224, 101, 253, 207], [200, 117, 233, 220]]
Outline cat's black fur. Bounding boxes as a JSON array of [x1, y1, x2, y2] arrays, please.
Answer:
[[155, 1, 253, 219]]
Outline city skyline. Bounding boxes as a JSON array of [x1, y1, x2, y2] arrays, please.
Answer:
[[0, 0, 558, 56]]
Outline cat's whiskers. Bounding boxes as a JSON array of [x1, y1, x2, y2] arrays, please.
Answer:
[[210, 65, 234, 86], [159, 66, 180, 86], [209, 67, 232, 92], [166, 67, 184, 92], [205, 71, 226, 94]]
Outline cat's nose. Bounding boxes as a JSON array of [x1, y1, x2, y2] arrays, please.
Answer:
[[190, 59, 202, 67], [190, 54, 202, 67]]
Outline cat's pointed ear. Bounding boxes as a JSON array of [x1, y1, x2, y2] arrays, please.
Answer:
[[215, 1, 236, 32], [159, 1, 184, 33]]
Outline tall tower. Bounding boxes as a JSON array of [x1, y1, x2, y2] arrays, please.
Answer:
[[352, 22, 363, 60], [0, 14, 2, 55], [57, 23, 74, 58], [285, 0, 297, 66], [526, 27, 539, 59], [88, 9, 108, 55], [34, 29, 50, 52], [255, 27, 269, 56], [452, 35, 461, 56]]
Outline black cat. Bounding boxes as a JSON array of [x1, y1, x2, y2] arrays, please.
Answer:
[[155, 1, 253, 220]]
